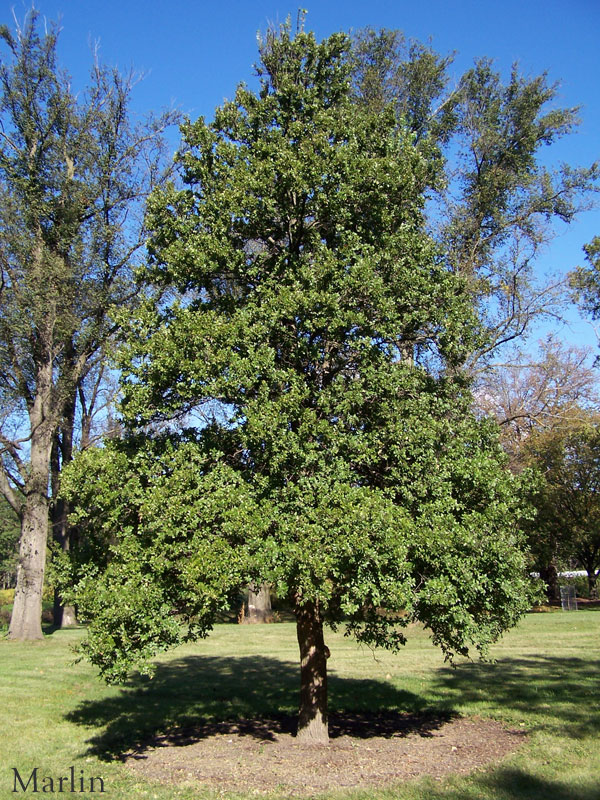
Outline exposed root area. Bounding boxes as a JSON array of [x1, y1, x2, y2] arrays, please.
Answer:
[[125, 712, 526, 796]]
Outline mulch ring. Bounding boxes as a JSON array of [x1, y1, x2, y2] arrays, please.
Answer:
[[124, 712, 527, 796]]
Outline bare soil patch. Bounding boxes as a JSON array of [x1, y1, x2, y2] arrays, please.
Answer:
[[125, 712, 526, 796]]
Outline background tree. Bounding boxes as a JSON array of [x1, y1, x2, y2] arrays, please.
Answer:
[[49, 352, 122, 627], [351, 30, 599, 374], [474, 338, 599, 462], [521, 416, 600, 598], [571, 236, 600, 344], [242, 584, 273, 624], [350, 29, 457, 146], [63, 24, 533, 745], [474, 339, 599, 599], [0, 10, 177, 639]]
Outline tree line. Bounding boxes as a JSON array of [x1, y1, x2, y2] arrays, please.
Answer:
[[1, 10, 599, 743]]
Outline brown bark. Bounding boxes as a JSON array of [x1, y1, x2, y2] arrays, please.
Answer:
[[53, 598, 77, 627], [578, 545, 600, 600], [295, 599, 329, 744], [243, 583, 273, 623]]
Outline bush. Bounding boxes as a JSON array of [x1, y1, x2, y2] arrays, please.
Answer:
[[0, 604, 11, 628], [0, 588, 14, 605], [0, 589, 54, 627]]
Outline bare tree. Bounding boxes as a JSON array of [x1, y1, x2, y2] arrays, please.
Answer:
[[474, 337, 599, 462]]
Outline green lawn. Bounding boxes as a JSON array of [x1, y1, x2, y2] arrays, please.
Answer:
[[1, 611, 598, 799]]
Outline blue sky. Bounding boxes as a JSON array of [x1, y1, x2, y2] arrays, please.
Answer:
[[3, 0, 599, 349]]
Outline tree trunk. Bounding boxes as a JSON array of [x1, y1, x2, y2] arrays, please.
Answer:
[[53, 595, 77, 628], [52, 507, 77, 628], [51, 499, 78, 629], [586, 570, 598, 600], [539, 564, 559, 604], [295, 599, 329, 744], [243, 582, 273, 623], [51, 413, 77, 629], [8, 493, 49, 640], [8, 410, 53, 640]]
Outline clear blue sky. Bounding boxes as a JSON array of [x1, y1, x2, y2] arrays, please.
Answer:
[[3, 0, 599, 349]]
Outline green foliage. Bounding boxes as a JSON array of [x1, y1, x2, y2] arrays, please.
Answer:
[[0, 494, 19, 588], [0, 588, 14, 604], [61, 436, 255, 681], [557, 573, 590, 599], [0, 12, 138, 414], [447, 61, 585, 273], [350, 28, 456, 188], [523, 416, 600, 593], [0, 9, 176, 439], [571, 236, 600, 322], [65, 24, 533, 683]]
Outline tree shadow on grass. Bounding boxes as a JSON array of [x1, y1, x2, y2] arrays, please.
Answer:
[[479, 769, 600, 800], [432, 654, 600, 740], [426, 768, 600, 800], [66, 654, 449, 761]]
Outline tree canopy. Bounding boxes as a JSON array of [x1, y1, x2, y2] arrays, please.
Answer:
[[63, 23, 533, 744], [475, 339, 599, 600], [475, 338, 598, 464], [351, 29, 599, 373], [521, 415, 600, 598]]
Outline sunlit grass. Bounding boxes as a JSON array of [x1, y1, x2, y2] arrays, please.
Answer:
[[1, 610, 599, 799]]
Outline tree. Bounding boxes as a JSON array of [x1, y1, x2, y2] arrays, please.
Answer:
[[63, 23, 532, 745], [350, 29, 457, 147], [571, 236, 600, 341], [350, 32, 600, 605], [522, 417, 600, 598], [351, 30, 599, 374], [474, 337, 599, 464], [473, 339, 599, 600], [243, 584, 273, 623], [0, 10, 176, 639], [49, 354, 122, 627]]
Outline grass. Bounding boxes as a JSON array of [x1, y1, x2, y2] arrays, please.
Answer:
[[0, 610, 599, 799]]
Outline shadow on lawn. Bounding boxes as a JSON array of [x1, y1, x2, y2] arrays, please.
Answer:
[[422, 768, 600, 800], [432, 654, 600, 740], [474, 769, 600, 800], [66, 654, 447, 760], [67, 651, 598, 763]]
